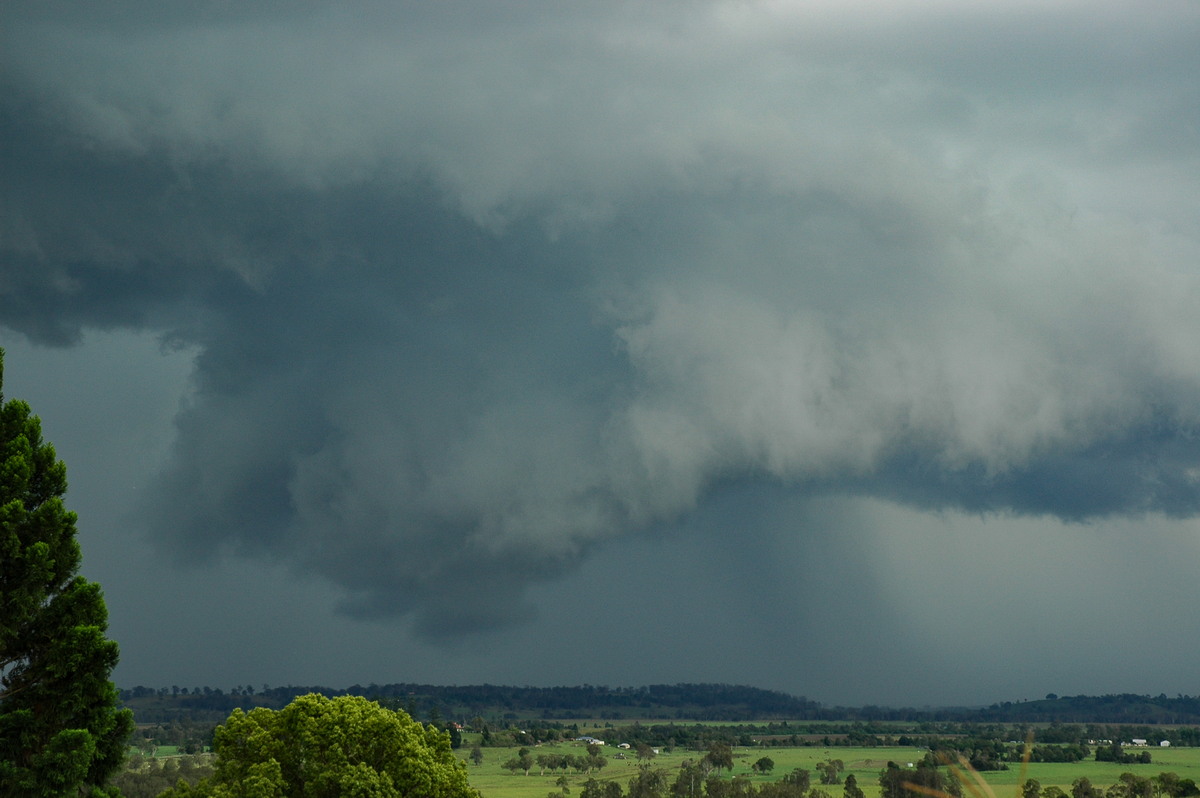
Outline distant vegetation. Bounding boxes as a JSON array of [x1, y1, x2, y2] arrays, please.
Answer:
[[118, 684, 1200, 760], [119, 684, 1200, 726], [120, 682, 822, 724], [113, 685, 1200, 798]]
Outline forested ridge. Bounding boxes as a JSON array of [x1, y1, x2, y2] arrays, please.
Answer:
[[120, 683, 821, 725], [120, 684, 1200, 726]]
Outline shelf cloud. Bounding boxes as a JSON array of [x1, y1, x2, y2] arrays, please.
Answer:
[[3, 1, 1200, 696]]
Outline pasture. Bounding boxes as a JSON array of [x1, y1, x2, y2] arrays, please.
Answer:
[[460, 743, 1200, 798]]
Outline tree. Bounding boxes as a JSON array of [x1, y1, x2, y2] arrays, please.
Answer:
[[0, 349, 134, 797], [1155, 773, 1183, 798], [160, 693, 478, 797], [704, 742, 734, 774], [945, 769, 964, 798], [1175, 780, 1199, 798], [844, 774, 866, 798], [818, 759, 845, 785], [1074, 777, 1102, 798], [470, 746, 484, 767], [1118, 773, 1154, 798], [783, 768, 811, 793], [1025, 779, 1044, 798], [672, 761, 705, 798], [753, 756, 776, 775], [628, 764, 666, 798], [503, 751, 534, 777], [880, 762, 948, 798], [584, 778, 624, 798], [1098, 742, 1146, 765]]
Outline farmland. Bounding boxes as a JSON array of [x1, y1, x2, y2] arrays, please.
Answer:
[[460, 741, 1200, 798], [114, 688, 1200, 797]]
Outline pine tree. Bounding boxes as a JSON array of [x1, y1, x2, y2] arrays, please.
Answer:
[[0, 349, 134, 796]]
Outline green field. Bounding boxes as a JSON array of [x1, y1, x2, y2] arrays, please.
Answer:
[[460, 743, 1200, 798]]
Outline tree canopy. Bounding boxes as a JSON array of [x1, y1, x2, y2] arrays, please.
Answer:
[[162, 693, 480, 798], [0, 349, 133, 797]]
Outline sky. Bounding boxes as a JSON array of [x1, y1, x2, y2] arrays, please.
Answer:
[[2, 1, 1200, 709]]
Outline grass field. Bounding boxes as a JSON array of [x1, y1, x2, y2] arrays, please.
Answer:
[[460, 743, 1200, 798]]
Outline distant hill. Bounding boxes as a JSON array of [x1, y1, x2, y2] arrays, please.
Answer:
[[121, 682, 824, 724], [119, 683, 1200, 726], [971, 693, 1200, 725]]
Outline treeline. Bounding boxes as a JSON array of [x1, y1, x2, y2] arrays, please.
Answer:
[[119, 685, 1200, 725], [337, 682, 822, 720], [567, 720, 1191, 753], [822, 696, 1200, 725], [119, 682, 824, 726], [970, 695, 1200, 726], [514, 756, 1200, 798], [117, 688, 1200, 758]]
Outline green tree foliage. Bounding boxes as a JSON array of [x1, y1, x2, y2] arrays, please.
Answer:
[[880, 761, 951, 798], [1115, 773, 1154, 798], [1027, 744, 1090, 763], [1151, 773, 1200, 798], [756, 779, 809, 798], [110, 755, 214, 798], [628, 764, 667, 798], [1074, 777, 1103, 798], [583, 778, 625, 798], [0, 350, 134, 797], [705, 742, 734, 774], [502, 747, 536, 776], [782, 768, 810, 793], [705, 773, 755, 798], [818, 759, 845, 785], [672, 761, 706, 798], [843, 773, 866, 798], [1098, 743, 1151, 765], [753, 757, 775, 775], [160, 693, 478, 798]]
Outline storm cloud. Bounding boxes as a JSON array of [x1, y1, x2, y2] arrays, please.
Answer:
[[3, 1, 1200, 698]]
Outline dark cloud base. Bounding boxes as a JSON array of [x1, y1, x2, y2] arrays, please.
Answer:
[[3, 2, 1200, 661]]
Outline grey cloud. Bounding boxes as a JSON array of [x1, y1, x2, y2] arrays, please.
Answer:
[[3, 2, 1200, 642]]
